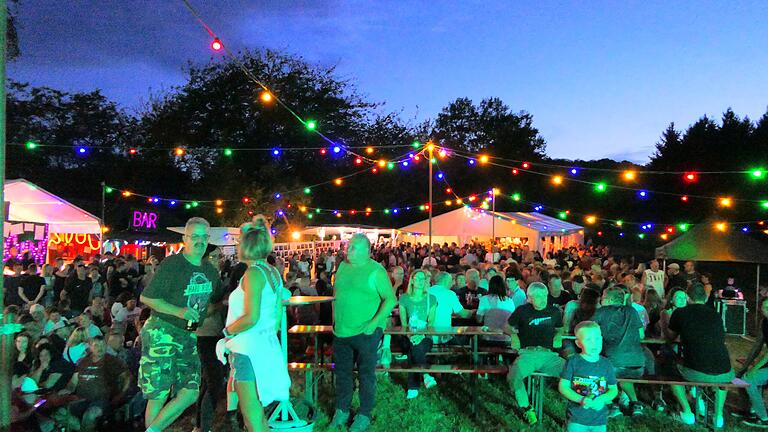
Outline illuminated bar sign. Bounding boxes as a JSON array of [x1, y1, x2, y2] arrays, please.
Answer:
[[131, 210, 159, 232]]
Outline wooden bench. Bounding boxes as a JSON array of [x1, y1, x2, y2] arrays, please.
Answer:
[[526, 372, 749, 428]]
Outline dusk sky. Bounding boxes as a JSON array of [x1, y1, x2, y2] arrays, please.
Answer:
[[9, 1, 768, 162]]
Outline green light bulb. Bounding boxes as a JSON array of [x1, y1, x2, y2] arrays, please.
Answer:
[[387, 162, 394, 170], [104, 187, 114, 194], [558, 212, 567, 219], [306, 120, 317, 130], [192, 201, 199, 207], [315, 208, 321, 214], [616, 220, 623, 227], [25, 141, 37, 150], [511, 193, 521, 201], [184, 203, 192, 210], [750, 168, 765, 179], [384, 209, 390, 214], [595, 183, 607, 192], [678, 223, 689, 232], [223, 148, 233, 156], [412, 141, 421, 148], [304, 188, 311, 194], [419, 205, 425, 211], [761, 201, 768, 209], [307, 213, 313, 219], [638, 233, 645, 239]]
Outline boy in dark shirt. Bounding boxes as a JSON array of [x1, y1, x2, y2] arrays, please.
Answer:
[[505, 282, 565, 425], [667, 283, 734, 427], [559, 321, 618, 432]]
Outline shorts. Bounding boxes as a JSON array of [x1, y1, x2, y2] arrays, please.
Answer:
[[138, 317, 201, 400], [677, 364, 735, 384], [230, 352, 256, 382], [508, 348, 565, 383], [68, 399, 110, 419], [613, 366, 644, 379]]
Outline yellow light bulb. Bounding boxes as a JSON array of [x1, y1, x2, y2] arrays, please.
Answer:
[[215, 199, 223, 206], [291, 231, 301, 240], [586, 215, 597, 224], [479, 155, 489, 164], [552, 176, 563, 185], [719, 197, 732, 208], [622, 170, 636, 181], [334, 178, 343, 186]]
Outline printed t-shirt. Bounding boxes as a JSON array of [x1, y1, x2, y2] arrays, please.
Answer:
[[141, 253, 222, 330], [75, 354, 128, 401], [507, 303, 563, 349], [561, 354, 617, 426]]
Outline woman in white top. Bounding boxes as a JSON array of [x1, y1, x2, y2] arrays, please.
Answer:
[[222, 216, 290, 431], [476, 275, 517, 345]]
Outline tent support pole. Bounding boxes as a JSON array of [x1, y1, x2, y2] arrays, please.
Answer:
[[428, 145, 433, 247], [757, 264, 762, 332]]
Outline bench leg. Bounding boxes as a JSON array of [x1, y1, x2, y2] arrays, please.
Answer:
[[537, 375, 544, 424]]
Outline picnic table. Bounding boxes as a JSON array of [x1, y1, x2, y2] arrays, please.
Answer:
[[386, 326, 504, 365], [270, 296, 334, 428]]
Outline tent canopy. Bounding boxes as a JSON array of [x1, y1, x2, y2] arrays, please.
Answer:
[[300, 224, 397, 240], [398, 207, 583, 249], [655, 220, 768, 263], [4, 179, 101, 234], [167, 226, 240, 246]]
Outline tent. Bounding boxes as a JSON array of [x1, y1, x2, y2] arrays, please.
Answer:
[[299, 224, 398, 243], [399, 207, 583, 252], [655, 220, 768, 328], [4, 179, 102, 264], [167, 226, 240, 246], [4, 179, 101, 234]]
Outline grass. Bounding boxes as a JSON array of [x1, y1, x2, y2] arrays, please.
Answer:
[[165, 335, 762, 431]]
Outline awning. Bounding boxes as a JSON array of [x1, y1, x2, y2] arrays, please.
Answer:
[[4, 179, 101, 234]]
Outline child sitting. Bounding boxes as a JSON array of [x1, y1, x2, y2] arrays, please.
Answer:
[[559, 321, 618, 432]]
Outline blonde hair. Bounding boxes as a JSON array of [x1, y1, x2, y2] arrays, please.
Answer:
[[574, 320, 601, 339], [239, 215, 273, 261], [67, 326, 89, 346], [406, 269, 430, 295]]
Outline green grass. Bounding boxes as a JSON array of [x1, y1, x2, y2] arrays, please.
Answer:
[[166, 336, 762, 431]]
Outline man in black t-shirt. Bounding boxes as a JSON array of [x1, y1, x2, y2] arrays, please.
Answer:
[[547, 275, 573, 308], [505, 282, 565, 425], [736, 297, 768, 427], [667, 283, 734, 427], [63, 265, 92, 314], [18, 264, 46, 307]]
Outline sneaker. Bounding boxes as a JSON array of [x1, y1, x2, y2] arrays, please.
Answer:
[[731, 409, 756, 418], [406, 389, 419, 399], [651, 397, 667, 412], [423, 374, 437, 389], [394, 354, 408, 361], [608, 404, 623, 418], [618, 391, 630, 409], [349, 414, 372, 432], [672, 411, 695, 425], [330, 409, 350, 428], [743, 417, 768, 428], [522, 407, 538, 425], [380, 348, 392, 368], [630, 401, 645, 416]]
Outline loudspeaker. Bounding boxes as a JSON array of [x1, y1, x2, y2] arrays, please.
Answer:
[[718, 299, 747, 336]]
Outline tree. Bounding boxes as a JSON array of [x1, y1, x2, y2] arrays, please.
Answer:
[[431, 97, 547, 159]]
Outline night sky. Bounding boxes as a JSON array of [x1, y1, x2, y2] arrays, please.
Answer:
[[8, 0, 768, 162]]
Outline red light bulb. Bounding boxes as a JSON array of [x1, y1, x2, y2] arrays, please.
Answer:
[[680, 195, 689, 202], [211, 38, 223, 51]]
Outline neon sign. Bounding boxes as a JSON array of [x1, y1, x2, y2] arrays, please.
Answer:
[[131, 210, 158, 232]]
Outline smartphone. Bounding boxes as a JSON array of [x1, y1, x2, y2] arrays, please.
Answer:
[[33, 399, 47, 408]]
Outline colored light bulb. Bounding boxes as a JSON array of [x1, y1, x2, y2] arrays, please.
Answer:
[[211, 38, 223, 51], [305, 120, 317, 130]]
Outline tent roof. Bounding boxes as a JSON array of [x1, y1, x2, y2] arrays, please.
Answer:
[[167, 226, 240, 246], [399, 207, 583, 237], [655, 220, 768, 263], [496, 212, 583, 233], [300, 225, 396, 237], [4, 179, 101, 234]]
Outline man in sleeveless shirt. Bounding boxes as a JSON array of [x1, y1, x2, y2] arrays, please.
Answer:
[[640, 259, 667, 298], [331, 234, 396, 432], [138, 218, 222, 432]]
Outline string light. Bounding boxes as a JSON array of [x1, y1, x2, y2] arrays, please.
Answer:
[[479, 155, 489, 164], [305, 120, 317, 130], [718, 197, 733, 208], [175, 147, 185, 156], [104, 187, 114, 194], [216, 208, 224, 214], [680, 195, 689, 202], [521, 162, 530, 169], [304, 187, 311, 194], [210, 37, 223, 51], [334, 178, 343, 186], [366, 147, 374, 154], [678, 223, 689, 232], [585, 215, 597, 224], [569, 168, 579, 176], [122, 191, 132, 197], [128, 148, 138, 155], [223, 148, 233, 156], [715, 222, 728, 232], [684, 172, 698, 182], [25, 141, 37, 150], [637, 190, 648, 199], [551, 175, 564, 186], [751, 168, 765, 179], [511, 193, 521, 202], [260, 91, 273, 103], [595, 183, 607, 193], [622, 170, 637, 181]]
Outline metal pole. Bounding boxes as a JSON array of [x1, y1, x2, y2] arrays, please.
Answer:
[[0, 2, 13, 428], [757, 264, 762, 331], [428, 145, 433, 248], [100, 180, 105, 254], [492, 189, 496, 243]]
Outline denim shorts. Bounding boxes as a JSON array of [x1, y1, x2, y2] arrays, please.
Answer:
[[230, 352, 256, 382]]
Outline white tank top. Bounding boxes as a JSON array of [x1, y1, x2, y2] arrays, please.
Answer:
[[225, 262, 282, 352]]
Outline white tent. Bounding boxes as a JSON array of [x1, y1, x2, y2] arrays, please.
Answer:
[[399, 207, 583, 252], [167, 226, 240, 246], [299, 224, 398, 243], [4, 179, 101, 234]]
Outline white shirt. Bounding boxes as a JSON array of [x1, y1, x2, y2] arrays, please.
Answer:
[[508, 285, 528, 310], [644, 269, 666, 298], [477, 295, 517, 318], [422, 256, 438, 268], [428, 284, 464, 344]]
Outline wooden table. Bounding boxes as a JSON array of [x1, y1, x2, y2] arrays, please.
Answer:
[[386, 326, 504, 365], [562, 334, 673, 344], [270, 296, 334, 428]]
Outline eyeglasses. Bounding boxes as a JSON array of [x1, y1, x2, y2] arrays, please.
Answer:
[[187, 234, 210, 241]]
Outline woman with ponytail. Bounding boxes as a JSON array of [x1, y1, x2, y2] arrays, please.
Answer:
[[221, 215, 290, 431]]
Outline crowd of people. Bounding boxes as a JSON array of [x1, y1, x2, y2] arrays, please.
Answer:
[[4, 223, 766, 431]]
